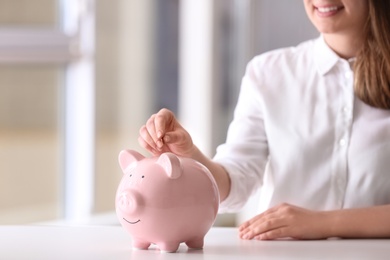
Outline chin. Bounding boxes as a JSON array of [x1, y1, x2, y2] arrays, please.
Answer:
[[311, 21, 340, 35]]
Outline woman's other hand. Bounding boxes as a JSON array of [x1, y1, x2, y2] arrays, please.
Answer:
[[239, 203, 331, 240]]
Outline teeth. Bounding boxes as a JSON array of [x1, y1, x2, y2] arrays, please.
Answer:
[[317, 6, 339, 13]]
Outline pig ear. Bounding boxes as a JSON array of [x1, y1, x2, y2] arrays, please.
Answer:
[[118, 150, 145, 172], [157, 153, 182, 179]]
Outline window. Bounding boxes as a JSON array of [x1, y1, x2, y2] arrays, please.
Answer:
[[0, 0, 94, 224]]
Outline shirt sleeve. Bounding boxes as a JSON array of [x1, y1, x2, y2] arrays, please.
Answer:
[[213, 57, 269, 213]]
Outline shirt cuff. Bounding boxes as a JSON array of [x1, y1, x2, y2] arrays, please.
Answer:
[[215, 161, 248, 213]]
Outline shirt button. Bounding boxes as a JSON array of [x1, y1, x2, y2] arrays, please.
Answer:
[[343, 107, 352, 122], [339, 139, 347, 146]]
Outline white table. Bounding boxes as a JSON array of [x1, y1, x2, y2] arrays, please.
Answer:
[[1, 225, 389, 259]]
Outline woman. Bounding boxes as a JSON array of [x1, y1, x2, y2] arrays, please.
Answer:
[[138, 0, 390, 240]]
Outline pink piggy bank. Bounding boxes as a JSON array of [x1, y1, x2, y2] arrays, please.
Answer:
[[116, 149, 220, 253]]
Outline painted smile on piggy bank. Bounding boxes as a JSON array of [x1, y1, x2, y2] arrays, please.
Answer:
[[123, 218, 140, 224]]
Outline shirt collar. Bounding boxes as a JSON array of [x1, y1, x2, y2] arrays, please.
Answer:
[[313, 35, 340, 76]]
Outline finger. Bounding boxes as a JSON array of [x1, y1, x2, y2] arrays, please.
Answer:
[[161, 130, 186, 145], [241, 219, 286, 240], [240, 212, 285, 240], [137, 136, 160, 156], [145, 114, 158, 140], [162, 134, 171, 144], [154, 108, 175, 139], [239, 217, 270, 239], [239, 206, 280, 231], [253, 227, 288, 240], [145, 114, 166, 150], [239, 213, 266, 230], [139, 124, 159, 151]]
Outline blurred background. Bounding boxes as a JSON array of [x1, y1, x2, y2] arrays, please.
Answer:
[[0, 0, 317, 225]]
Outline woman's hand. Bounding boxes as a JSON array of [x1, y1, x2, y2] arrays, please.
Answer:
[[138, 108, 195, 157], [139, 108, 232, 201], [239, 203, 331, 240]]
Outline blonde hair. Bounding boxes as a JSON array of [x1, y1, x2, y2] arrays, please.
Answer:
[[354, 0, 390, 109]]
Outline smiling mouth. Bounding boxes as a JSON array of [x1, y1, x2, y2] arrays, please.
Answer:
[[315, 5, 344, 14], [123, 218, 140, 224]]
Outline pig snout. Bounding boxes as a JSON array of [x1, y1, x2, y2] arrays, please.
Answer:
[[117, 191, 142, 214]]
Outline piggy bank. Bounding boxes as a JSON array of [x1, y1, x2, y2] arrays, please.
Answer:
[[116, 149, 220, 253]]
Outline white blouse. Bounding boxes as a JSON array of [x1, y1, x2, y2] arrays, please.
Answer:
[[214, 36, 390, 213]]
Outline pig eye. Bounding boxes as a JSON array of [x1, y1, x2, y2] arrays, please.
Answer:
[[141, 175, 145, 178], [129, 174, 132, 177]]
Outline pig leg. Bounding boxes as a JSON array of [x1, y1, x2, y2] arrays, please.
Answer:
[[185, 237, 204, 249], [132, 239, 151, 250], [157, 242, 180, 253]]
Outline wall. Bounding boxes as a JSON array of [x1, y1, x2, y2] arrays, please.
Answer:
[[94, 0, 156, 213]]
